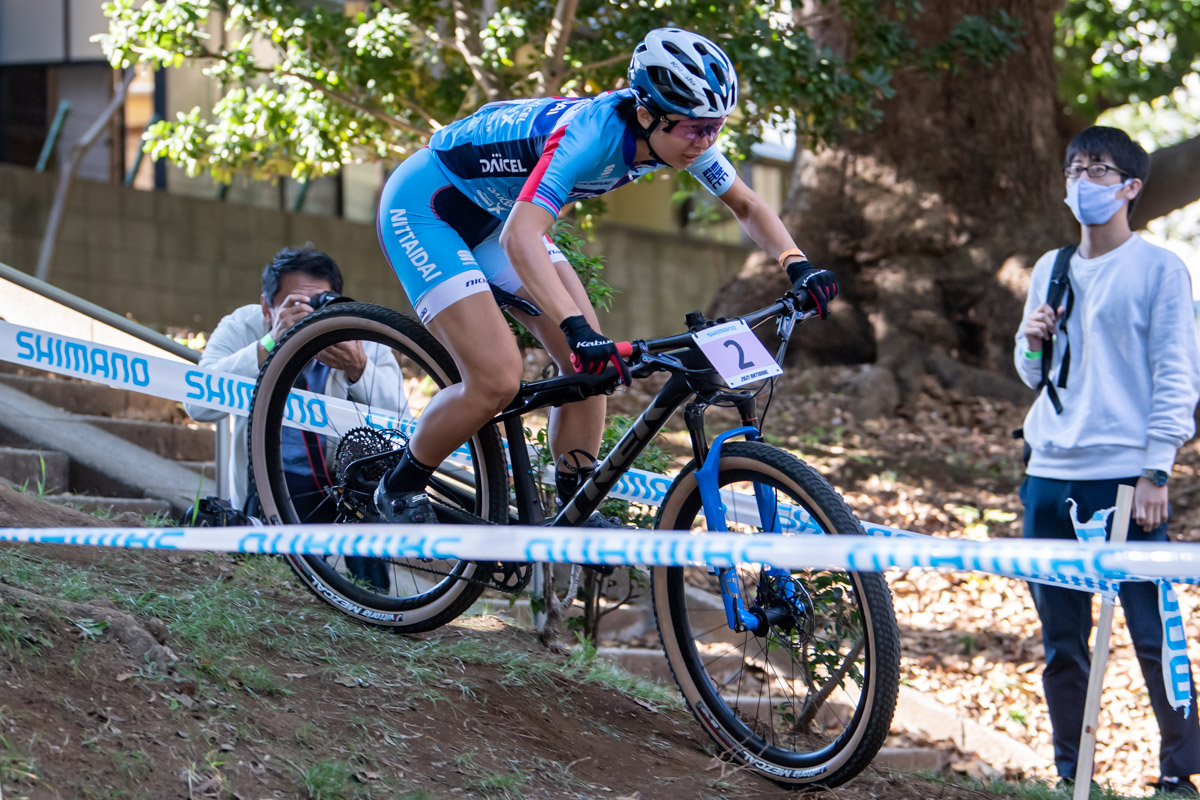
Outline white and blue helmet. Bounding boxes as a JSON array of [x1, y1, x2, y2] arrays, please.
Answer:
[[628, 29, 738, 118]]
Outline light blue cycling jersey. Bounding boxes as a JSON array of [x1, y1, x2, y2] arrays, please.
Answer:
[[428, 88, 737, 221]]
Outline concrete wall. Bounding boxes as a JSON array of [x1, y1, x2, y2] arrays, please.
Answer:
[[0, 163, 752, 340]]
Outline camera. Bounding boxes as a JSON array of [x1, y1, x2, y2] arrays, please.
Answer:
[[309, 290, 349, 309]]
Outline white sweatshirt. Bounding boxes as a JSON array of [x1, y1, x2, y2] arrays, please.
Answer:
[[183, 304, 402, 508], [1014, 234, 1200, 480]]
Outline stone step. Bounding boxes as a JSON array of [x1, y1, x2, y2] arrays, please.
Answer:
[[0, 374, 182, 422], [73, 415, 214, 462], [593, 647, 953, 774], [45, 493, 173, 520], [598, 647, 1040, 771], [0, 370, 215, 513], [177, 461, 217, 478], [472, 595, 657, 642], [0, 447, 70, 494]]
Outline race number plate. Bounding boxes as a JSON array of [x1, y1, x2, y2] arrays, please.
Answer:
[[692, 319, 783, 388]]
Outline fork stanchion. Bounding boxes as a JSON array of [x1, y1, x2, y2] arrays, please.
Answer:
[[1073, 483, 1134, 800]]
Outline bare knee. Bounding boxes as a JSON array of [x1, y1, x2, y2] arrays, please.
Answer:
[[462, 356, 522, 415]]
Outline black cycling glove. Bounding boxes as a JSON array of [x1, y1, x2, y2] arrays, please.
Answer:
[[559, 315, 632, 386], [786, 260, 838, 320]]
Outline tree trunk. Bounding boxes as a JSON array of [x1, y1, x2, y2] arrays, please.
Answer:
[[712, 0, 1073, 410], [1133, 133, 1200, 230]]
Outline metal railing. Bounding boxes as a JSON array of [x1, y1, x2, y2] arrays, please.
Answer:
[[0, 260, 230, 498]]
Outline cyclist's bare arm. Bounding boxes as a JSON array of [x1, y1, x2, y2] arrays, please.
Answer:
[[500, 201, 586, 325], [718, 176, 807, 265]]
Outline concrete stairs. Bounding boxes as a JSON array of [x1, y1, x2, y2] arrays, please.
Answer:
[[472, 580, 1042, 777], [0, 362, 215, 518]]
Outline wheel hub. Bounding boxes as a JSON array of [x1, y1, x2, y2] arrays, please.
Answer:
[[755, 572, 816, 645]]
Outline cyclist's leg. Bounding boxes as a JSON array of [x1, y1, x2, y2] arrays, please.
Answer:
[[416, 296, 522, 464], [475, 233, 606, 460], [377, 152, 523, 488]]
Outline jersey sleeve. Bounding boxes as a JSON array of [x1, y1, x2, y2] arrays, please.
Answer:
[[686, 147, 737, 196], [516, 115, 599, 218]]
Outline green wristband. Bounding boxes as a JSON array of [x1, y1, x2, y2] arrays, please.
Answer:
[[260, 332, 276, 353], [1023, 348, 1041, 360]]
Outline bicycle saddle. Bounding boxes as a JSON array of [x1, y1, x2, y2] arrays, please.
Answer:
[[490, 286, 542, 317]]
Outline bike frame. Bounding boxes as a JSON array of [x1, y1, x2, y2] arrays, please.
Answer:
[[488, 298, 809, 636]]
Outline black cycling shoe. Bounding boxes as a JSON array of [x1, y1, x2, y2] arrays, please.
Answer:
[[1151, 778, 1200, 796], [579, 512, 629, 574], [374, 481, 437, 525]]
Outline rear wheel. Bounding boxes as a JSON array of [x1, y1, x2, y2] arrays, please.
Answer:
[[248, 302, 508, 633], [652, 441, 899, 788]]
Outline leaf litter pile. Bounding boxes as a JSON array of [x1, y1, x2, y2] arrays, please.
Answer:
[[722, 367, 1200, 799]]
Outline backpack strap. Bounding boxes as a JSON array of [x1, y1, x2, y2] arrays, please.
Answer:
[[1039, 245, 1077, 414]]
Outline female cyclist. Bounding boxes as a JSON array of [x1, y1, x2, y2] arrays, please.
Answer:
[[374, 27, 838, 523]]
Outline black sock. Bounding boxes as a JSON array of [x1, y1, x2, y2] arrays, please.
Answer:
[[384, 448, 437, 494]]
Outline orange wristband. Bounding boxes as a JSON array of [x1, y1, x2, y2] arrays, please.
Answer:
[[777, 247, 807, 268]]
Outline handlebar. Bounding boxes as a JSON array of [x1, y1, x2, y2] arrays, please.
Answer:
[[566, 293, 814, 377]]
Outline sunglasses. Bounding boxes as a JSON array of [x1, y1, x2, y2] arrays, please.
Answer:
[[660, 115, 727, 141]]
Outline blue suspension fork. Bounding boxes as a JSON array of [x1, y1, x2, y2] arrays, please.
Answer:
[[692, 424, 791, 634]]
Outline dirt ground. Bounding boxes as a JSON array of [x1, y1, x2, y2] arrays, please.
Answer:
[[4, 365, 1199, 799], [0, 482, 1019, 800]]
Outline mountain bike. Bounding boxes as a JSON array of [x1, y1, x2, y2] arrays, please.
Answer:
[[247, 290, 901, 788]]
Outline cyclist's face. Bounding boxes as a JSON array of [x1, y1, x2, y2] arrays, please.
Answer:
[[637, 106, 721, 168]]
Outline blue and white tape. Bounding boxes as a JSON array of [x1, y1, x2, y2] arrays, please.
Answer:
[[5, 524, 1200, 584], [0, 320, 1193, 599]]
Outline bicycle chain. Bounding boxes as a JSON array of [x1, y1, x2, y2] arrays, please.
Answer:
[[392, 556, 533, 595]]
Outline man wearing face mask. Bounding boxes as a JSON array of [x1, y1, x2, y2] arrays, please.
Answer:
[[1014, 126, 1200, 795]]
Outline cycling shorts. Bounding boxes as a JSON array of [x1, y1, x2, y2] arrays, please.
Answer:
[[377, 147, 567, 324]]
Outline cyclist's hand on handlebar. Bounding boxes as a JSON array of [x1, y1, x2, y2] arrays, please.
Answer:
[[559, 315, 632, 386], [786, 260, 838, 320]]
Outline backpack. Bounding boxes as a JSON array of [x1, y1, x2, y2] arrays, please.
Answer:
[[1013, 244, 1078, 463]]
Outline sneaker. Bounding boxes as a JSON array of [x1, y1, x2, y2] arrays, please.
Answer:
[[374, 481, 437, 525], [582, 511, 626, 528], [1152, 777, 1200, 796]]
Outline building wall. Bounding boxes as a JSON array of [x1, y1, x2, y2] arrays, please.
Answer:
[[0, 163, 752, 340]]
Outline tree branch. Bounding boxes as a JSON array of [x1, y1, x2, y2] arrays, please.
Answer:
[[538, 0, 579, 96], [569, 51, 628, 76], [284, 73, 430, 138], [450, 0, 499, 102], [1131, 132, 1200, 230], [535, 51, 628, 94]]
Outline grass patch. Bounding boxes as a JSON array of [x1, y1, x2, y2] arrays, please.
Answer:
[[0, 603, 52, 659], [292, 757, 374, 800], [455, 753, 530, 800], [0, 731, 39, 786], [911, 770, 1138, 800], [0, 547, 681, 730]]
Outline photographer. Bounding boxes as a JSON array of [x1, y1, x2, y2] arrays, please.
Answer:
[[184, 247, 400, 590]]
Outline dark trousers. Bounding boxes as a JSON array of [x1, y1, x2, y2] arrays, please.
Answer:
[[1021, 475, 1200, 780]]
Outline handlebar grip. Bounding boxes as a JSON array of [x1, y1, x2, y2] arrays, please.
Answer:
[[570, 342, 634, 373]]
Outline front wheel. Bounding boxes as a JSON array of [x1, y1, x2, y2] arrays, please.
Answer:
[[651, 441, 899, 788]]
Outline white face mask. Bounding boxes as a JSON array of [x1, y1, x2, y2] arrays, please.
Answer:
[[1065, 179, 1128, 226]]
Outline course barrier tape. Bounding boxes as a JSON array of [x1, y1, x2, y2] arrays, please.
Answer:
[[0, 320, 1183, 597], [4, 523, 1200, 584]]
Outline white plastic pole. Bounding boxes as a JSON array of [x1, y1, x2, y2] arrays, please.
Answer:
[[1073, 483, 1134, 799]]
